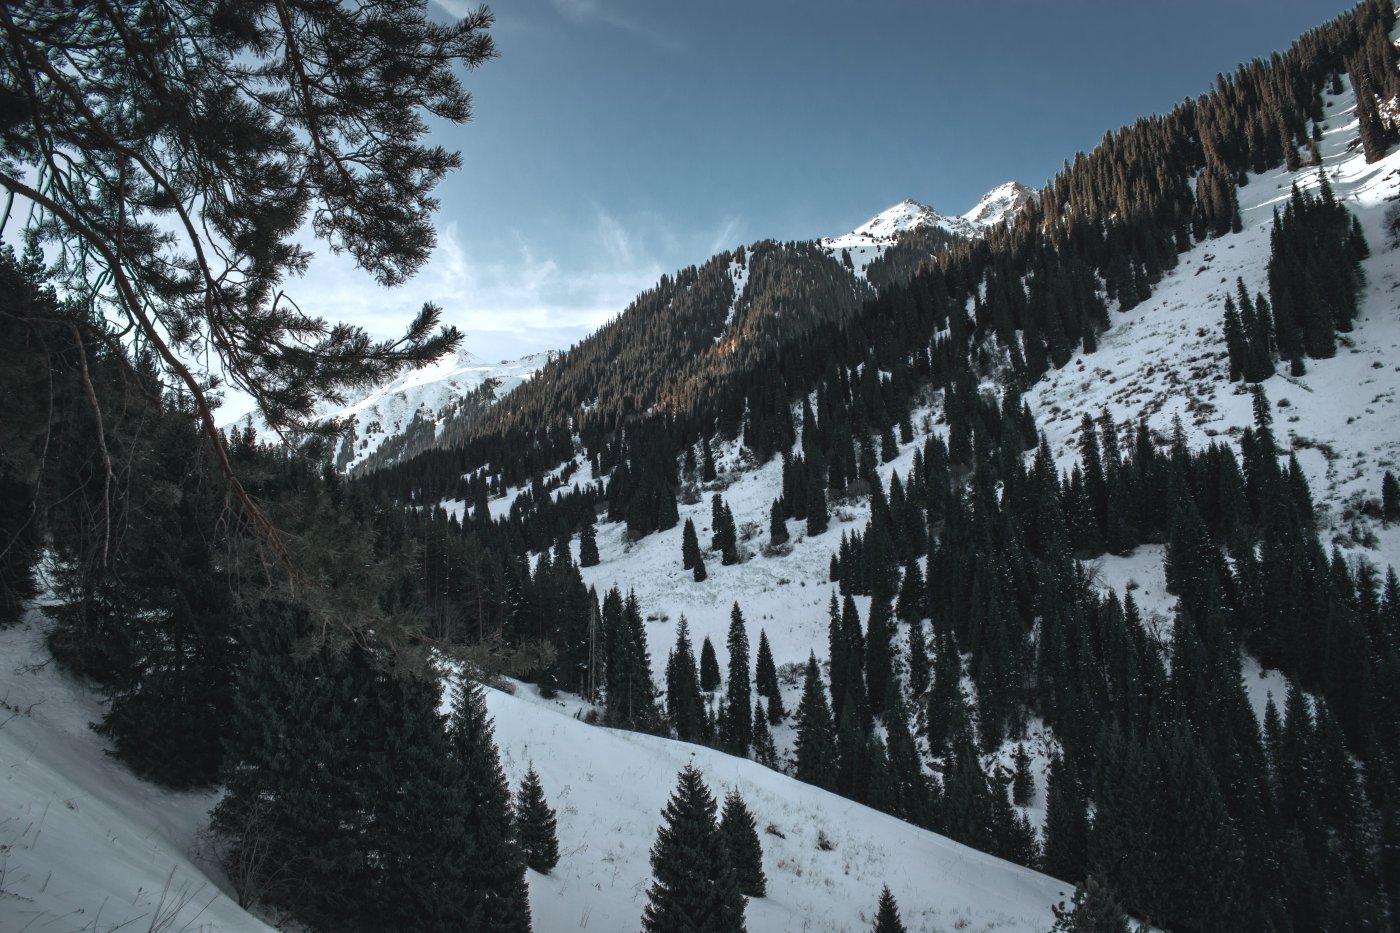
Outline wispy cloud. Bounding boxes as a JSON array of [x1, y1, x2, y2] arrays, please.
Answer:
[[282, 216, 663, 354], [428, 0, 485, 20], [708, 215, 746, 256], [549, 0, 684, 55]]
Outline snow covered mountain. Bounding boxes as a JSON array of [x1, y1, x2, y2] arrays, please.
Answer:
[[323, 349, 549, 473], [820, 181, 1037, 275], [447, 56, 1400, 869]]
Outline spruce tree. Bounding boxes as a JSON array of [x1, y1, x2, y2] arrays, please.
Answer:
[[719, 789, 767, 898], [666, 617, 706, 741], [872, 885, 908, 933], [517, 766, 560, 875], [579, 522, 600, 567], [682, 517, 701, 570], [1012, 743, 1035, 807], [1050, 876, 1129, 933], [447, 681, 533, 932], [701, 636, 722, 692], [794, 653, 837, 790], [721, 602, 753, 756], [751, 700, 779, 768], [1042, 753, 1088, 884], [641, 767, 746, 933], [769, 498, 789, 547], [1383, 471, 1399, 521], [755, 629, 785, 722]]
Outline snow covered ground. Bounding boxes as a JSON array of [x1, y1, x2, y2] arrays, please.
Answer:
[[0, 605, 276, 933], [0, 599, 1067, 933], [481, 679, 1066, 933]]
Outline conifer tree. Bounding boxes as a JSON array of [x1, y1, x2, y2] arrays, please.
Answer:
[[1383, 470, 1399, 521], [807, 476, 830, 536], [517, 766, 560, 875], [446, 681, 533, 932], [755, 629, 785, 721], [794, 654, 837, 790], [769, 499, 789, 547], [751, 700, 779, 768], [907, 616, 930, 699], [641, 767, 746, 933], [1042, 753, 1089, 884], [719, 789, 767, 898], [871, 885, 908, 933], [1012, 743, 1035, 807], [865, 597, 895, 718], [721, 603, 753, 756], [682, 517, 701, 570], [701, 636, 722, 692], [666, 617, 706, 742], [1049, 876, 1129, 933], [579, 522, 600, 567]]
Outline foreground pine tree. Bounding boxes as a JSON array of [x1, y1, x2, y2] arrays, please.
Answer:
[[872, 885, 908, 933], [641, 766, 747, 933], [719, 790, 767, 897], [214, 612, 532, 932], [447, 682, 533, 931], [517, 766, 560, 874]]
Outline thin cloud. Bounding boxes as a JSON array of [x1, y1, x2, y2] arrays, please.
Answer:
[[708, 215, 746, 256], [550, 0, 685, 55]]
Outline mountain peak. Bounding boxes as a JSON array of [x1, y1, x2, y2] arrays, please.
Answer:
[[961, 181, 1036, 227]]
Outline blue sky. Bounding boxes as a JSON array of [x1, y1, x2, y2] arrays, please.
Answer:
[[285, 0, 1356, 371]]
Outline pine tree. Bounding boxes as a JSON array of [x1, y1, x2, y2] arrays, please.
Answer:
[[700, 636, 721, 692], [446, 681, 533, 932], [719, 789, 767, 898], [578, 522, 600, 567], [1383, 470, 1399, 521], [755, 629, 785, 721], [769, 499, 789, 547], [666, 617, 706, 742], [794, 654, 837, 790], [641, 767, 747, 933], [517, 766, 560, 875], [721, 602, 753, 756], [682, 517, 701, 570], [1042, 753, 1088, 884], [1012, 743, 1035, 807], [871, 885, 908, 933], [864, 597, 895, 718], [1050, 876, 1129, 933], [751, 700, 779, 767]]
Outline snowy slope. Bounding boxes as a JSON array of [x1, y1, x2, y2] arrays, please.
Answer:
[[326, 349, 548, 473], [0, 598, 1066, 933], [821, 182, 1037, 276], [225, 349, 547, 474], [1026, 71, 1400, 577], [479, 679, 1066, 933], [0, 607, 276, 933]]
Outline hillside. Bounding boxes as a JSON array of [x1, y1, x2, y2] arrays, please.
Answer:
[[0, 603, 1066, 933]]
